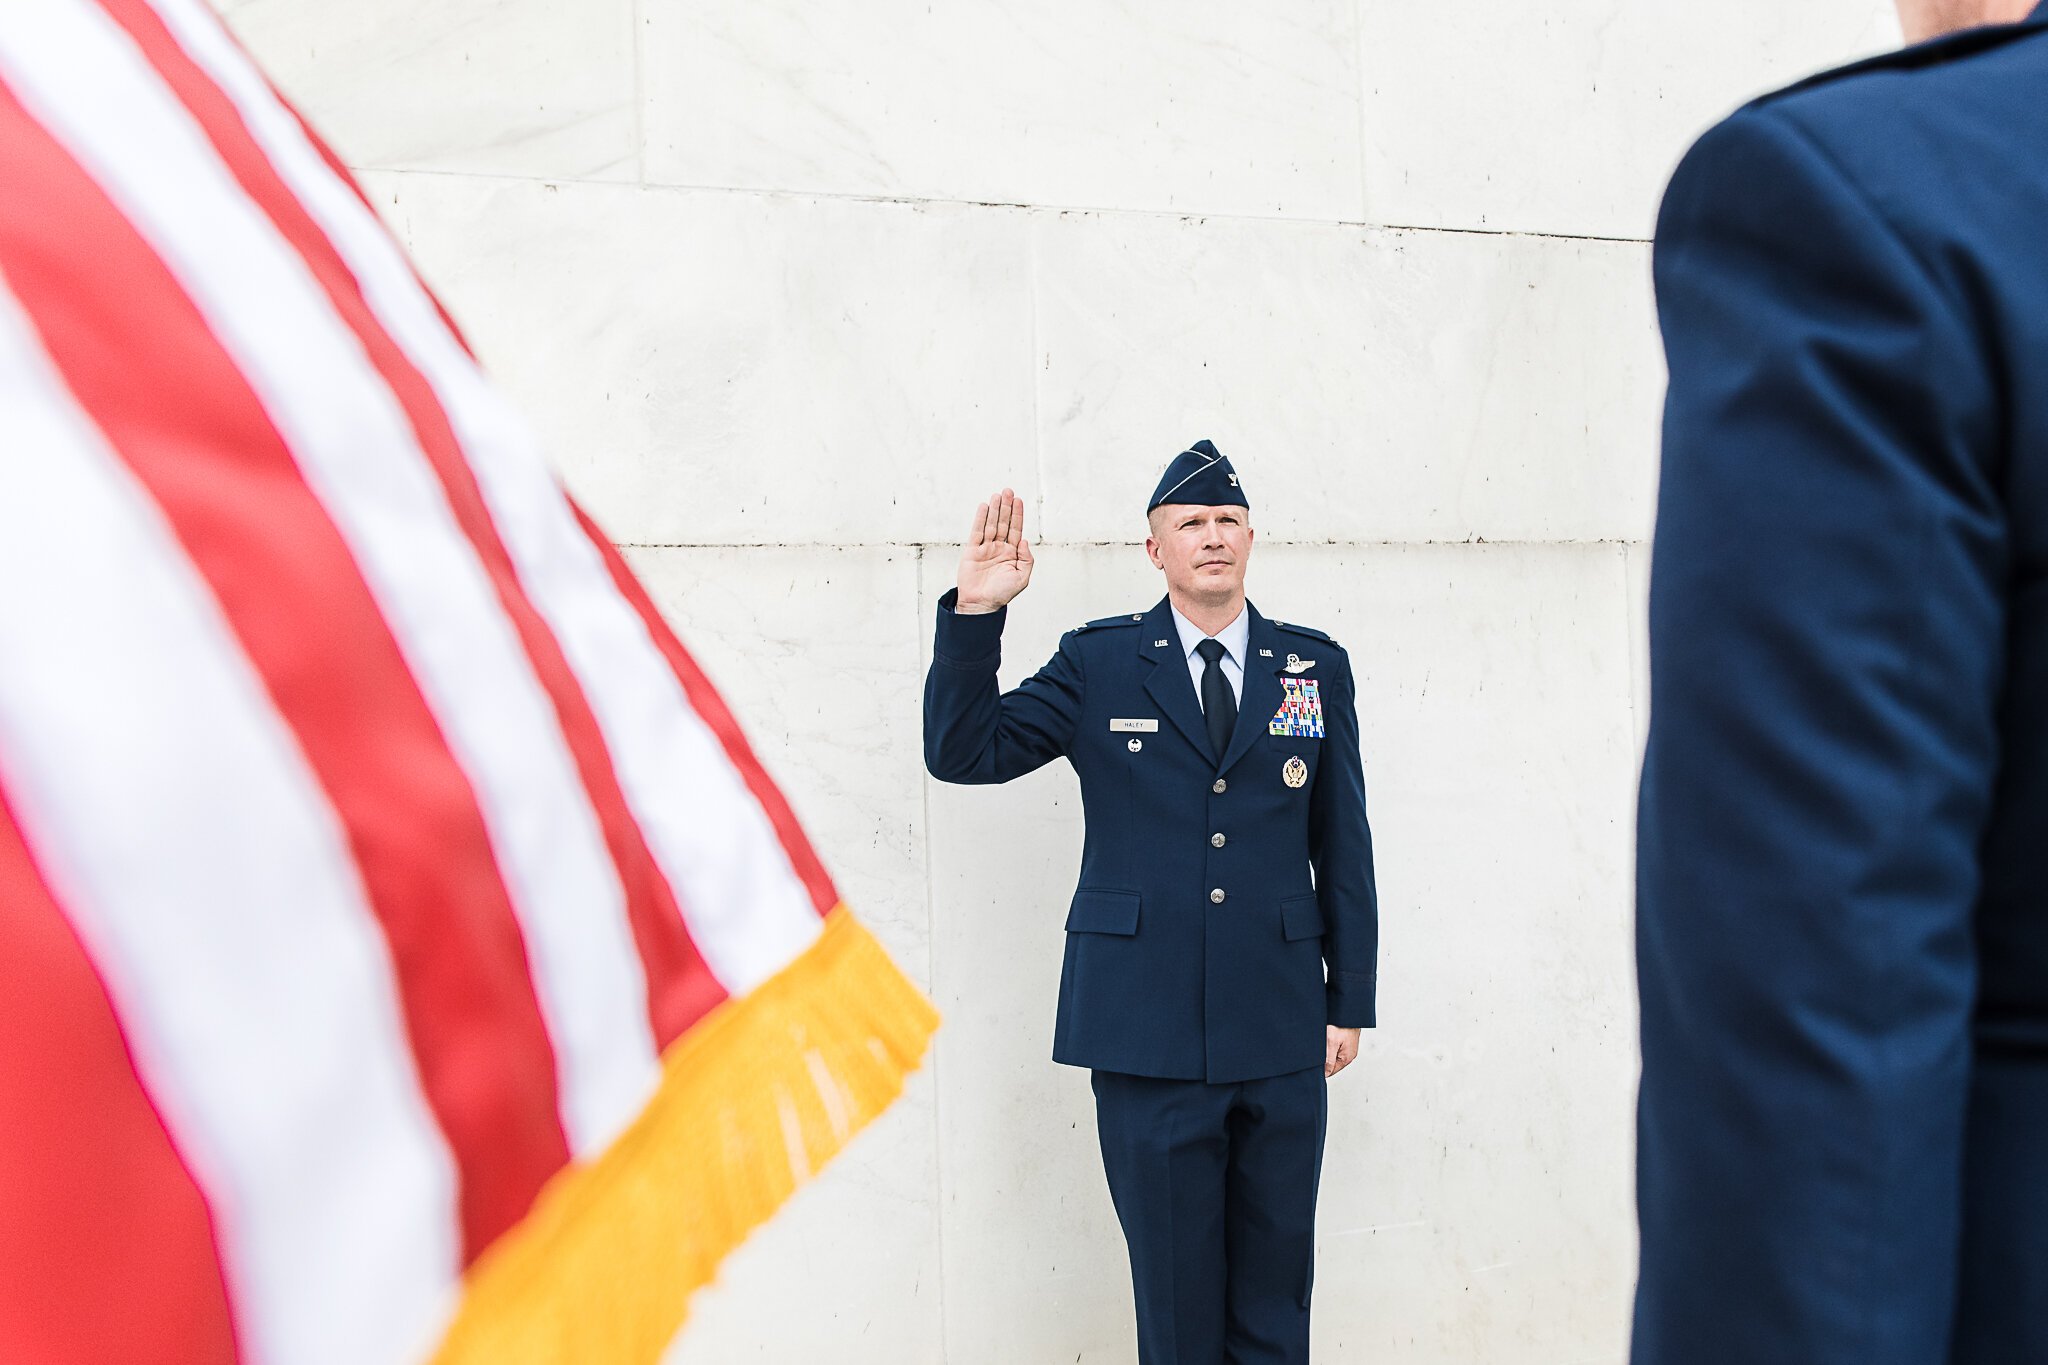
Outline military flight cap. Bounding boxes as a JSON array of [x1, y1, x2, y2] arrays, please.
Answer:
[[1147, 438, 1249, 513]]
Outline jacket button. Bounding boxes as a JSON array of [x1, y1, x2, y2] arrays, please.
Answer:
[[1209, 888, 1226, 904], [1210, 833, 1226, 848], [1212, 778, 1227, 794]]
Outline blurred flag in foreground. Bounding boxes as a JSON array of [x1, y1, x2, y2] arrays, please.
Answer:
[[0, 3, 938, 1363]]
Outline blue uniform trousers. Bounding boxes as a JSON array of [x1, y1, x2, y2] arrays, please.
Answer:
[[1092, 1066, 1326, 1365]]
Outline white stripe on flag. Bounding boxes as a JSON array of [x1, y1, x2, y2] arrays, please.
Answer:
[[147, 0, 829, 999], [0, 279, 461, 1365], [0, 1, 663, 1154]]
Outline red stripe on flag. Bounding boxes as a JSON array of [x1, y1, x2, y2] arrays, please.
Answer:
[[107, 0, 728, 1046], [574, 503, 841, 918], [0, 80, 568, 1261], [0, 789, 242, 1365]]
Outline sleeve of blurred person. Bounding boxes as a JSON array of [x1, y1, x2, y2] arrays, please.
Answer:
[[1634, 101, 2006, 1365]]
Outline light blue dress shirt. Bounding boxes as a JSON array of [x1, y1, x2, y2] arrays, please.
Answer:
[[1169, 602, 1247, 711]]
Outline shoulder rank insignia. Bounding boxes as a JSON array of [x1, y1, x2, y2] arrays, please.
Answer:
[[1272, 619, 1335, 647], [1073, 613, 1146, 635]]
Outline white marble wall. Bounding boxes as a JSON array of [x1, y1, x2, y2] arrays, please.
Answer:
[[215, 2, 1903, 1361]]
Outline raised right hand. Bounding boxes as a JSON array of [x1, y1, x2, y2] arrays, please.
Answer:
[[955, 488, 1034, 615]]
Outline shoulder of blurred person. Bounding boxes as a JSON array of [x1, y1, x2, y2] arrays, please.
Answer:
[[1658, 11, 2048, 279], [1647, 7, 2048, 588]]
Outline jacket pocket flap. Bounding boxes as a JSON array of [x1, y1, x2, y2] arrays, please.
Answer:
[[1280, 894, 1324, 941], [1066, 889, 1141, 936]]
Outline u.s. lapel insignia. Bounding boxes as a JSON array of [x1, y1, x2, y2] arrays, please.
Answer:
[[1282, 755, 1309, 788]]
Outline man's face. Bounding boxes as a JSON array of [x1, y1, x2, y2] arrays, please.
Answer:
[[1147, 503, 1254, 603]]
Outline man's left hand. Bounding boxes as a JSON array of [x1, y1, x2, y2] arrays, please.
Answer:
[[1325, 1026, 1360, 1078]]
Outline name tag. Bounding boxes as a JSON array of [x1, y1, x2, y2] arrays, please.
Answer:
[[1109, 718, 1159, 733]]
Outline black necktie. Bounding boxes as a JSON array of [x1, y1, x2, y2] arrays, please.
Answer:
[[1195, 638, 1235, 762]]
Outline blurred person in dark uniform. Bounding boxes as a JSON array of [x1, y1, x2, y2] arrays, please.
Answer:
[[923, 443, 1379, 1365], [1637, 4, 2048, 1363]]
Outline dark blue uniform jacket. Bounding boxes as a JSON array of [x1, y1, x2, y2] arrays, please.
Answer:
[[1637, 10, 2048, 1364], [925, 592, 1377, 1084]]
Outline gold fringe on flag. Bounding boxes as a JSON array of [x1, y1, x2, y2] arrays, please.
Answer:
[[431, 907, 939, 1364]]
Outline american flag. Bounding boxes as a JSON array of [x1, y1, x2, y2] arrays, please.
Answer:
[[0, 3, 937, 1362]]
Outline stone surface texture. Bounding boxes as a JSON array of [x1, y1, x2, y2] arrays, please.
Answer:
[[213, 1, 1903, 1360]]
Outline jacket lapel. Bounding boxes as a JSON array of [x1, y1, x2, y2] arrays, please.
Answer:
[[1137, 597, 1210, 758], [1217, 605, 1284, 777]]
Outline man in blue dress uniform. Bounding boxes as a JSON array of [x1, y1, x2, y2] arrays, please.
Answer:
[[923, 442, 1378, 1365], [1637, 3, 2048, 1362]]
